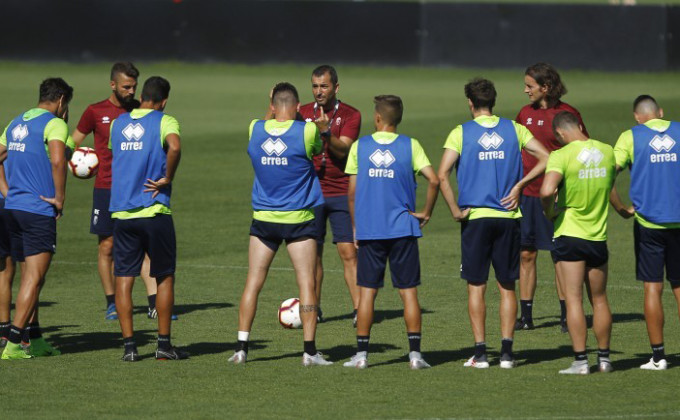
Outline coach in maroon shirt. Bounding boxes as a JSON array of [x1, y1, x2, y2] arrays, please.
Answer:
[[515, 63, 588, 333], [300, 65, 362, 324], [72, 62, 159, 320]]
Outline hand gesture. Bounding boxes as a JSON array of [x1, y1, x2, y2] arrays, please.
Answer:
[[410, 211, 431, 228], [500, 185, 522, 211], [453, 208, 470, 222], [617, 205, 635, 219], [40, 195, 64, 220], [144, 177, 171, 198], [314, 106, 330, 134]]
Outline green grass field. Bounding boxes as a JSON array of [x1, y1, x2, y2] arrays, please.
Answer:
[[1, 62, 680, 419]]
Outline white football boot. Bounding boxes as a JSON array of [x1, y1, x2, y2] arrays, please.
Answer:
[[343, 352, 368, 369], [640, 357, 668, 371], [302, 352, 333, 366], [228, 350, 247, 364], [463, 356, 490, 369], [408, 351, 431, 370], [559, 360, 589, 375]]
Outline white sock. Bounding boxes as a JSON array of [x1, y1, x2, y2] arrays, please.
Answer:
[[238, 331, 250, 342]]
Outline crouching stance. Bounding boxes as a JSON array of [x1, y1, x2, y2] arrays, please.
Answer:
[[343, 95, 439, 369], [229, 83, 331, 366]]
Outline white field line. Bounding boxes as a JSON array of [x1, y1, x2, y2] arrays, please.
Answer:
[[53, 260, 643, 291], [414, 411, 680, 420]]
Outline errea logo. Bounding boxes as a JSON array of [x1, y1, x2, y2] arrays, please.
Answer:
[[477, 132, 505, 160], [577, 147, 607, 179], [649, 134, 678, 163], [11, 124, 28, 141], [261, 138, 288, 165], [369, 149, 396, 178], [121, 123, 144, 151]]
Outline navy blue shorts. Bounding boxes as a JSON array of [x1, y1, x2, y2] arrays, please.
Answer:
[[113, 214, 176, 278], [313, 195, 353, 244], [634, 221, 680, 284], [250, 219, 317, 252], [461, 218, 520, 284], [357, 236, 420, 289], [520, 195, 554, 250], [7, 209, 56, 262], [0, 199, 12, 259], [551, 236, 608, 268], [91, 188, 114, 237]]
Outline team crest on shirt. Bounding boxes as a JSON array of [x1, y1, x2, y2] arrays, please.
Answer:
[[577, 147, 607, 179], [102, 116, 111, 124], [261, 138, 288, 165], [369, 149, 395, 178], [649, 134, 677, 163], [121, 123, 144, 151], [477, 132, 505, 160]]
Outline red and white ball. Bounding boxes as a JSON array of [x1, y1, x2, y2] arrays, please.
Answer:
[[69, 147, 99, 179], [278, 298, 302, 329]]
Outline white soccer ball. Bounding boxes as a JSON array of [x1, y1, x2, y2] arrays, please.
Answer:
[[69, 147, 99, 179], [278, 298, 302, 329]]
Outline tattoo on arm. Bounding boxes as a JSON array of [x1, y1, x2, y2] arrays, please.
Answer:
[[300, 305, 318, 313]]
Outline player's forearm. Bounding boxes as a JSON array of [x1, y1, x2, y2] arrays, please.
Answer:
[[51, 157, 66, 202], [326, 135, 351, 160], [540, 195, 555, 220], [421, 179, 440, 218], [0, 164, 8, 198], [165, 147, 181, 181], [438, 177, 461, 218], [515, 162, 545, 192]]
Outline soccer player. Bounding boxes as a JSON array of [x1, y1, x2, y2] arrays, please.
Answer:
[[228, 82, 331, 367], [342, 95, 439, 370], [515, 63, 588, 332], [300, 65, 361, 324], [610, 95, 680, 370], [438, 78, 549, 369], [0, 77, 72, 360], [73, 62, 165, 321], [108, 76, 186, 361], [541, 111, 615, 375], [0, 166, 16, 347]]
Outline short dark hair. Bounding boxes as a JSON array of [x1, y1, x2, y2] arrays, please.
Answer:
[[525, 62, 567, 103], [374, 95, 403, 126], [552, 111, 580, 132], [271, 82, 299, 107], [140, 76, 170, 103], [312, 65, 338, 85], [110, 62, 139, 81], [633, 94, 658, 112], [464, 78, 496, 111], [39, 78, 74, 104]]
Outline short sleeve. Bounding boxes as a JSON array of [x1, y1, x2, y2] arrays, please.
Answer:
[[160, 115, 180, 146], [443, 125, 463, 153], [339, 109, 361, 141], [65, 135, 76, 151], [513, 121, 534, 148], [76, 106, 95, 135], [411, 138, 431, 173], [0, 124, 9, 147], [545, 150, 564, 175], [44, 118, 68, 143], [344, 141, 359, 175], [304, 122, 321, 159], [613, 130, 633, 169], [248, 119, 258, 139]]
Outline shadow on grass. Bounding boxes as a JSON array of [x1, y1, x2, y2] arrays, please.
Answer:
[[370, 346, 476, 368], [517, 345, 577, 366], [323, 308, 433, 325], [184, 340, 268, 357], [132, 302, 234, 316], [612, 352, 680, 372], [48, 329, 157, 354], [249, 342, 400, 363], [10, 301, 57, 310], [533, 312, 644, 330]]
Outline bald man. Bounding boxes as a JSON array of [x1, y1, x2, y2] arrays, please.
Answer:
[[610, 95, 680, 371]]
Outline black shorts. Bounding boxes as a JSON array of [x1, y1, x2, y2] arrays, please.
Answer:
[[313, 195, 353, 244], [113, 214, 176, 278], [357, 236, 420, 289], [634, 221, 680, 284], [7, 209, 56, 262], [461, 218, 520, 284], [0, 198, 12, 259], [551, 236, 608, 268], [519, 195, 554, 251], [91, 188, 114, 237], [250, 219, 317, 252]]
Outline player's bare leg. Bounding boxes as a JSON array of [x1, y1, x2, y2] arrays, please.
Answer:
[[518, 248, 537, 328], [0, 256, 16, 344], [314, 244, 324, 316], [643, 282, 664, 347], [337, 242, 360, 312], [498, 281, 518, 367], [115, 276, 135, 339], [467, 283, 487, 343], [98, 235, 117, 320], [557, 261, 587, 352], [155, 275, 174, 336], [141, 254, 157, 298], [555, 264, 568, 332], [399, 287, 429, 369], [344, 286, 377, 369], [237, 237, 276, 333], [585, 264, 612, 371]]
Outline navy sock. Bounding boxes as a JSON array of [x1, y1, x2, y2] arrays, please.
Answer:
[[147, 294, 157, 309], [123, 337, 137, 353], [304, 340, 317, 355], [0, 321, 10, 338], [574, 351, 587, 362], [597, 348, 610, 360], [501, 338, 514, 359], [474, 342, 487, 360], [237, 340, 249, 353], [8, 325, 22, 345], [357, 335, 369, 353], [21, 326, 30, 343], [28, 322, 42, 339], [560, 300, 567, 322], [407, 332, 421, 353], [157, 334, 171, 351], [651, 343, 665, 362], [520, 300, 533, 322], [106, 294, 115, 307]]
